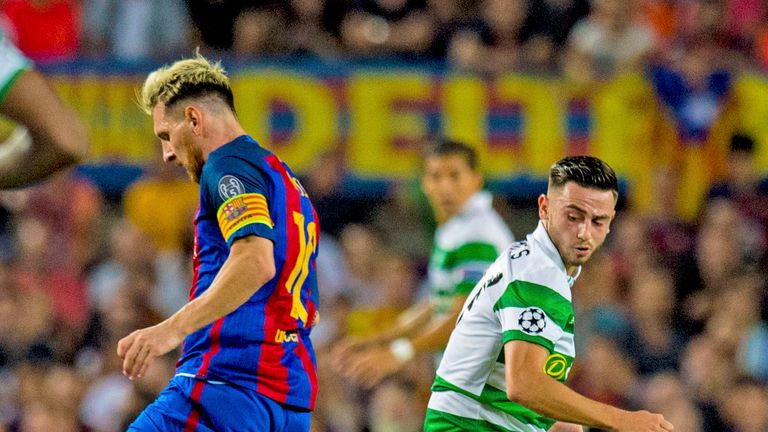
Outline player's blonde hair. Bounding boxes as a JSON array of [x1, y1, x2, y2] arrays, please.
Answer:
[[139, 52, 234, 115]]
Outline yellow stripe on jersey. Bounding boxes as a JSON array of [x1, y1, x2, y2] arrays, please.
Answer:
[[217, 193, 273, 242]]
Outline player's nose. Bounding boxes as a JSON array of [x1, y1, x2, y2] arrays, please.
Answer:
[[161, 141, 176, 163]]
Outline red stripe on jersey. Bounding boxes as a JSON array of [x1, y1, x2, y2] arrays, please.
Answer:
[[196, 317, 225, 378], [183, 380, 207, 432], [177, 208, 202, 372], [255, 154, 304, 402]]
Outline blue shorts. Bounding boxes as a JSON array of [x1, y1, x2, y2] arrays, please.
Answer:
[[127, 375, 311, 432]]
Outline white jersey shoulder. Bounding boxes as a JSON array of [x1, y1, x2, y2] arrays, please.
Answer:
[[434, 191, 513, 252], [0, 30, 30, 102]]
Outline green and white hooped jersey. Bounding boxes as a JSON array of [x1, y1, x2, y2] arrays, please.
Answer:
[[427, 221, 579, 432], [0, 31, 30, 104], [428, 191, 514, 316]]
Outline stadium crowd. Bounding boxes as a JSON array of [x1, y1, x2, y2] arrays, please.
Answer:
[[0, 0, 767, 431]]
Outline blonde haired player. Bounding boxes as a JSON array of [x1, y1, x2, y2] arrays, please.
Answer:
[[0, 31, 88, 187], [118, 53, 320, 431]]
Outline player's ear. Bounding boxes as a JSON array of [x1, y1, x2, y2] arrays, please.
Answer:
[[537, 194, 549, 221], [184, 106, 203, 135]]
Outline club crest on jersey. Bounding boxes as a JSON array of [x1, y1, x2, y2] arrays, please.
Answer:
[[518, 307, 547, 335], [218, 175, 246, 200], [222, 197, 247, 221]]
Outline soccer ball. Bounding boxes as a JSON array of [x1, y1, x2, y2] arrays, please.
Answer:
[[518, 307, 547, 335]]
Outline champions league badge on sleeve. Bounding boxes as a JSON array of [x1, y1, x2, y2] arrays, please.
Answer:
[[218, 175, 246, 200], [518, 307, 547, 335]]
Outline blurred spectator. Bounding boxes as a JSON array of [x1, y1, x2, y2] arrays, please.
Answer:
[[368, 378, 425, 432], [642, 373, 703, 432], [447, 0, 536, 74], [679, 334, 734, 430], [284, 0, 343, 58], [624, 269, 686, 375], [718, 377, 768, 432], [81, 0, 189, 61], [339, 0, 433, 58], [706, 133, 768, 242], [233, 6, 290, 57], [564, 0, 654, 81], [0, 0, 80, 63], [123, 157, 197, 253]]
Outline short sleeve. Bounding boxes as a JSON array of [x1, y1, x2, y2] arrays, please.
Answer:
[[492, 280, 572, 353], [0, 33, 31, 103], [202, 155, 275, 246]]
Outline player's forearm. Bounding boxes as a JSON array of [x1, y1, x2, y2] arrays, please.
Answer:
[[507, 371, 624, 429], [410, 297, 464, 353], [0, 70, 89, 187], [0, 129, 79, 187], [167, 242, 275, 337], [377, 299, 433, 342]]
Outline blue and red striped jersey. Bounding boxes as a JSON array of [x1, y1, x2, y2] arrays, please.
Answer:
[[175, 135, 319, 410]]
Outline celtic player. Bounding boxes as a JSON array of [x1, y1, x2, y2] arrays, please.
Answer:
[[425, 156, 673, 431], [0, 30, 88, 187], [335, 139, 514, 387]]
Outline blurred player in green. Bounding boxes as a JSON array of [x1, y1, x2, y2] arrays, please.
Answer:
[[0, 30, 88, 188], [334, 138, 514, 387]]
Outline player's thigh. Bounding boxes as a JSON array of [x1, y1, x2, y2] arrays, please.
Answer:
[[424, 408, 511, 432], [127, 378, 215, 432], [202, 384, 311, 432]]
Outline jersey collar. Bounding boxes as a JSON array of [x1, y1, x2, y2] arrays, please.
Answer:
[[457, 191, 492, 219], [532, 221, 582, 287]]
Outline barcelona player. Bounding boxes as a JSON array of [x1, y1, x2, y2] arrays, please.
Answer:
[[117, 54, 319, 431], [0, 30, 88, 188]]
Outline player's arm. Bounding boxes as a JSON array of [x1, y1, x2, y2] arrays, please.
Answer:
[[118, 234, 274, 379], [341, 294, 466, 388], [0, 69, 89, 187], [504, 341, 673, 431]]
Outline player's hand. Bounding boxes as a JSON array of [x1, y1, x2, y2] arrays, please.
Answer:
[[117, 320, 185, 380], [549, 422, 583, 432], [339, 345, 404, 389], [614, 410, 673, 432], [330, 336, 373, 370]]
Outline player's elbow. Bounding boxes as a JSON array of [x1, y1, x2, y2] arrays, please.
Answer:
[[259, 259, 276, 284], [506, 373, 535, 405], [58, 118, 89, 161]]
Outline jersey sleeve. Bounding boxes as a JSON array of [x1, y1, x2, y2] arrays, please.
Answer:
[[492, 279, 572, 353], [202, 155, 275, 246], [445, 242, 500, 295], [0, 32, 31, 104]]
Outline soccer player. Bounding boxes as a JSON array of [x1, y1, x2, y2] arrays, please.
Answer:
[[335, 139, 514, 387], [117, 54, 319, 431], [0, 31, 88, 188], [424, 156, 674, 431]]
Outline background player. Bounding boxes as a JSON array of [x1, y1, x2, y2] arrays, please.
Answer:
[[0, 30, 88, 188], [117, 54, 319, 431], [424, 156, 674, 431], [334, 139, 514, 387]]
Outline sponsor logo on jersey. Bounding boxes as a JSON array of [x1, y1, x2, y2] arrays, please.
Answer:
[[218, 175, 246, 200], [543, 353, 568, 380], [275, 329, 298, 343]]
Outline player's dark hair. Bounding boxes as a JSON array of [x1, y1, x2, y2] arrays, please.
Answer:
[[165, 82, 236, 113], [425, 138, 478, 170], [549, 155, 618, 196]]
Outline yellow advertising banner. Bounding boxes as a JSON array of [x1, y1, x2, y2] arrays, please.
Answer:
[[46, 69, 768, 219]]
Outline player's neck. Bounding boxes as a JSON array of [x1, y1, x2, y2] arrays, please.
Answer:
[[200, 116, 248, 159]]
